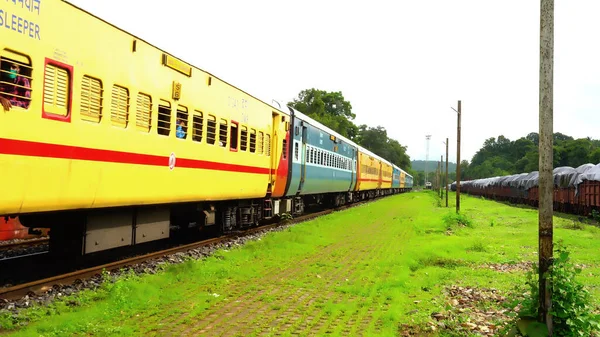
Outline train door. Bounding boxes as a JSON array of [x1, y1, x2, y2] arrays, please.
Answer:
[[349, 148, 356, 191], [269, 111, 290, 198], [378, 162, 383, 189], [298, 123, 307, 193]]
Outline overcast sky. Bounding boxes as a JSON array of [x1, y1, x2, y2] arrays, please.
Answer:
[[68, 0, 600, 165]]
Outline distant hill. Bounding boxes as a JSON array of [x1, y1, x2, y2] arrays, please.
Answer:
[[411, 160, 456, 173]]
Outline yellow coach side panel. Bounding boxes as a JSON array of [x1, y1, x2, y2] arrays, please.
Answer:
[[0, 0, 287, 215], [400, 171, 406, 188], [381, 161, 393, 189], [357, 150, 380, 191]]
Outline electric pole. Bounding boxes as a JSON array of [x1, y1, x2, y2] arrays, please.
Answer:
[[538, 0, 554, 334], [425, 135, 431, 188], [445, 138, 449, 207], [451, 101, 461, 213], [440, 156, 443, 198]]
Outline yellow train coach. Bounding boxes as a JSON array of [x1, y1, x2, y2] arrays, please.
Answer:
[[355, 147, 393, 199], [0, 0, 291, 254]]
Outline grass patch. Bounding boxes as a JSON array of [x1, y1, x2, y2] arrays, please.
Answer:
[[2, 190, 600, 336]]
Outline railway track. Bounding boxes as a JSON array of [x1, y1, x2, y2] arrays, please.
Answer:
[[0, 200, 364, 302], [0, 237, 49, 252]]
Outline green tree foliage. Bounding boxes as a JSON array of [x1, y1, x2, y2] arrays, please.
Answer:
[[463, 132, 600, 180], [288, 88, 411, 169], [288, 88, 358, 140]]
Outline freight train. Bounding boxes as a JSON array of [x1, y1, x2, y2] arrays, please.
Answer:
[[451, 163, 600, 216], [0, 0, 412, 255]]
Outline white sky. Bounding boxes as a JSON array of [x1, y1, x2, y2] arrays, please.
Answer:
[[68, 0, 600, 166]]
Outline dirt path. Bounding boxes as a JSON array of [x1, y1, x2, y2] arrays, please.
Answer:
[[147, 204, 413, 336]]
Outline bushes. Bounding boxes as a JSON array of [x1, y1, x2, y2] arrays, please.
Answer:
[[507, 241, 600, 336]]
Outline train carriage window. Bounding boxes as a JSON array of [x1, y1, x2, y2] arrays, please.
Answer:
[[157, 100, 171, 135], [265, 134, 271, 156], [192, 110, 203, 142], [206, 114, 216, 145], [282, 139, 287, 159], [0, 54, 33, 110], [230, 122, 238, 150], [219, 119, 227, 147], [135, 93, 152, 132], [250, 129, 256, 153], [44, 63, 71, 118], [294, 142, 299, 161], [240, 126, 248, 151], [80, 75, 103, 123], [321, 151, 324, 166], [111, 85, 129, 128], [257, 131, 264, 154], [176, 106, 188, 139]]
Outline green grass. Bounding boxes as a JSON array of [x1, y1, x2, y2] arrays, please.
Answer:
[[1, 191, 599, 336]]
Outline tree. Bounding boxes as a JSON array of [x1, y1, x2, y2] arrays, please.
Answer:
[[357, 125, 411, 169], [288, 89, 358, 140], [288, 88, 412, 170]]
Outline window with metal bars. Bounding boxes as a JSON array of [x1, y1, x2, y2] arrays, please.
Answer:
[[219, 119, 227, 147], [157, 100, 171, 136], [294, 142, 299, 160], [1, 55, 33, 110], [80, 75, 102, 123], [111, 85, 129, 127], [192, 111, 203, 142], [249, 129, 256, 153], [230, 122, 238, 150], [282, 139, 287, 159], [135, 93, 152, 132], [206, 115, 216, 145], [240, 126, 248, 151], [257, 131, 264, 154], [176, 106, 188, 139], [44, 64, 70, 117], [265, 134, 271, 156]]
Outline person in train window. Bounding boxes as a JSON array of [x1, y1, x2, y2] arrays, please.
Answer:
[[176, 118, 186, 139], [0, 62, 31, 111]]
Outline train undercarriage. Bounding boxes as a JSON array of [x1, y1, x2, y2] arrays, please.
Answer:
[[14, 188, 410, 259]]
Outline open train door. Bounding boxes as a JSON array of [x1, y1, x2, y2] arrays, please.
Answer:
[[269, 111, 290, 199]]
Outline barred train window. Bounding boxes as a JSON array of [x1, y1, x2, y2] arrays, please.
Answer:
[[44, 63, 70, 116], [219, 118, 227, 147], [1, 55, 33, 110], [206, 115, 217, 145], [80, 75, 102, 123], [206, 115, 216, 145], [265, 134, 271, 156], [192, 110, 203, 142], [135, 93, 152, 132], [294, 142, 299, 160], [257, 131, 264, 154], [282, 139, 287, 159], [111, 85, 129, 127], [230, 122, 238, 150], [240, 126, 248, 151], [157, 100, 171, 136], [250, 129, 256, 153], [177, 106, 188, 139]]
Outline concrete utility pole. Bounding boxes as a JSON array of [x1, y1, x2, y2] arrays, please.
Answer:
[[440, 156, 443, 198], [451, 101, 461, 213], [425, 135, 431, 188], [538, 0, 554, 334], [445, 139, 449, 207]]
